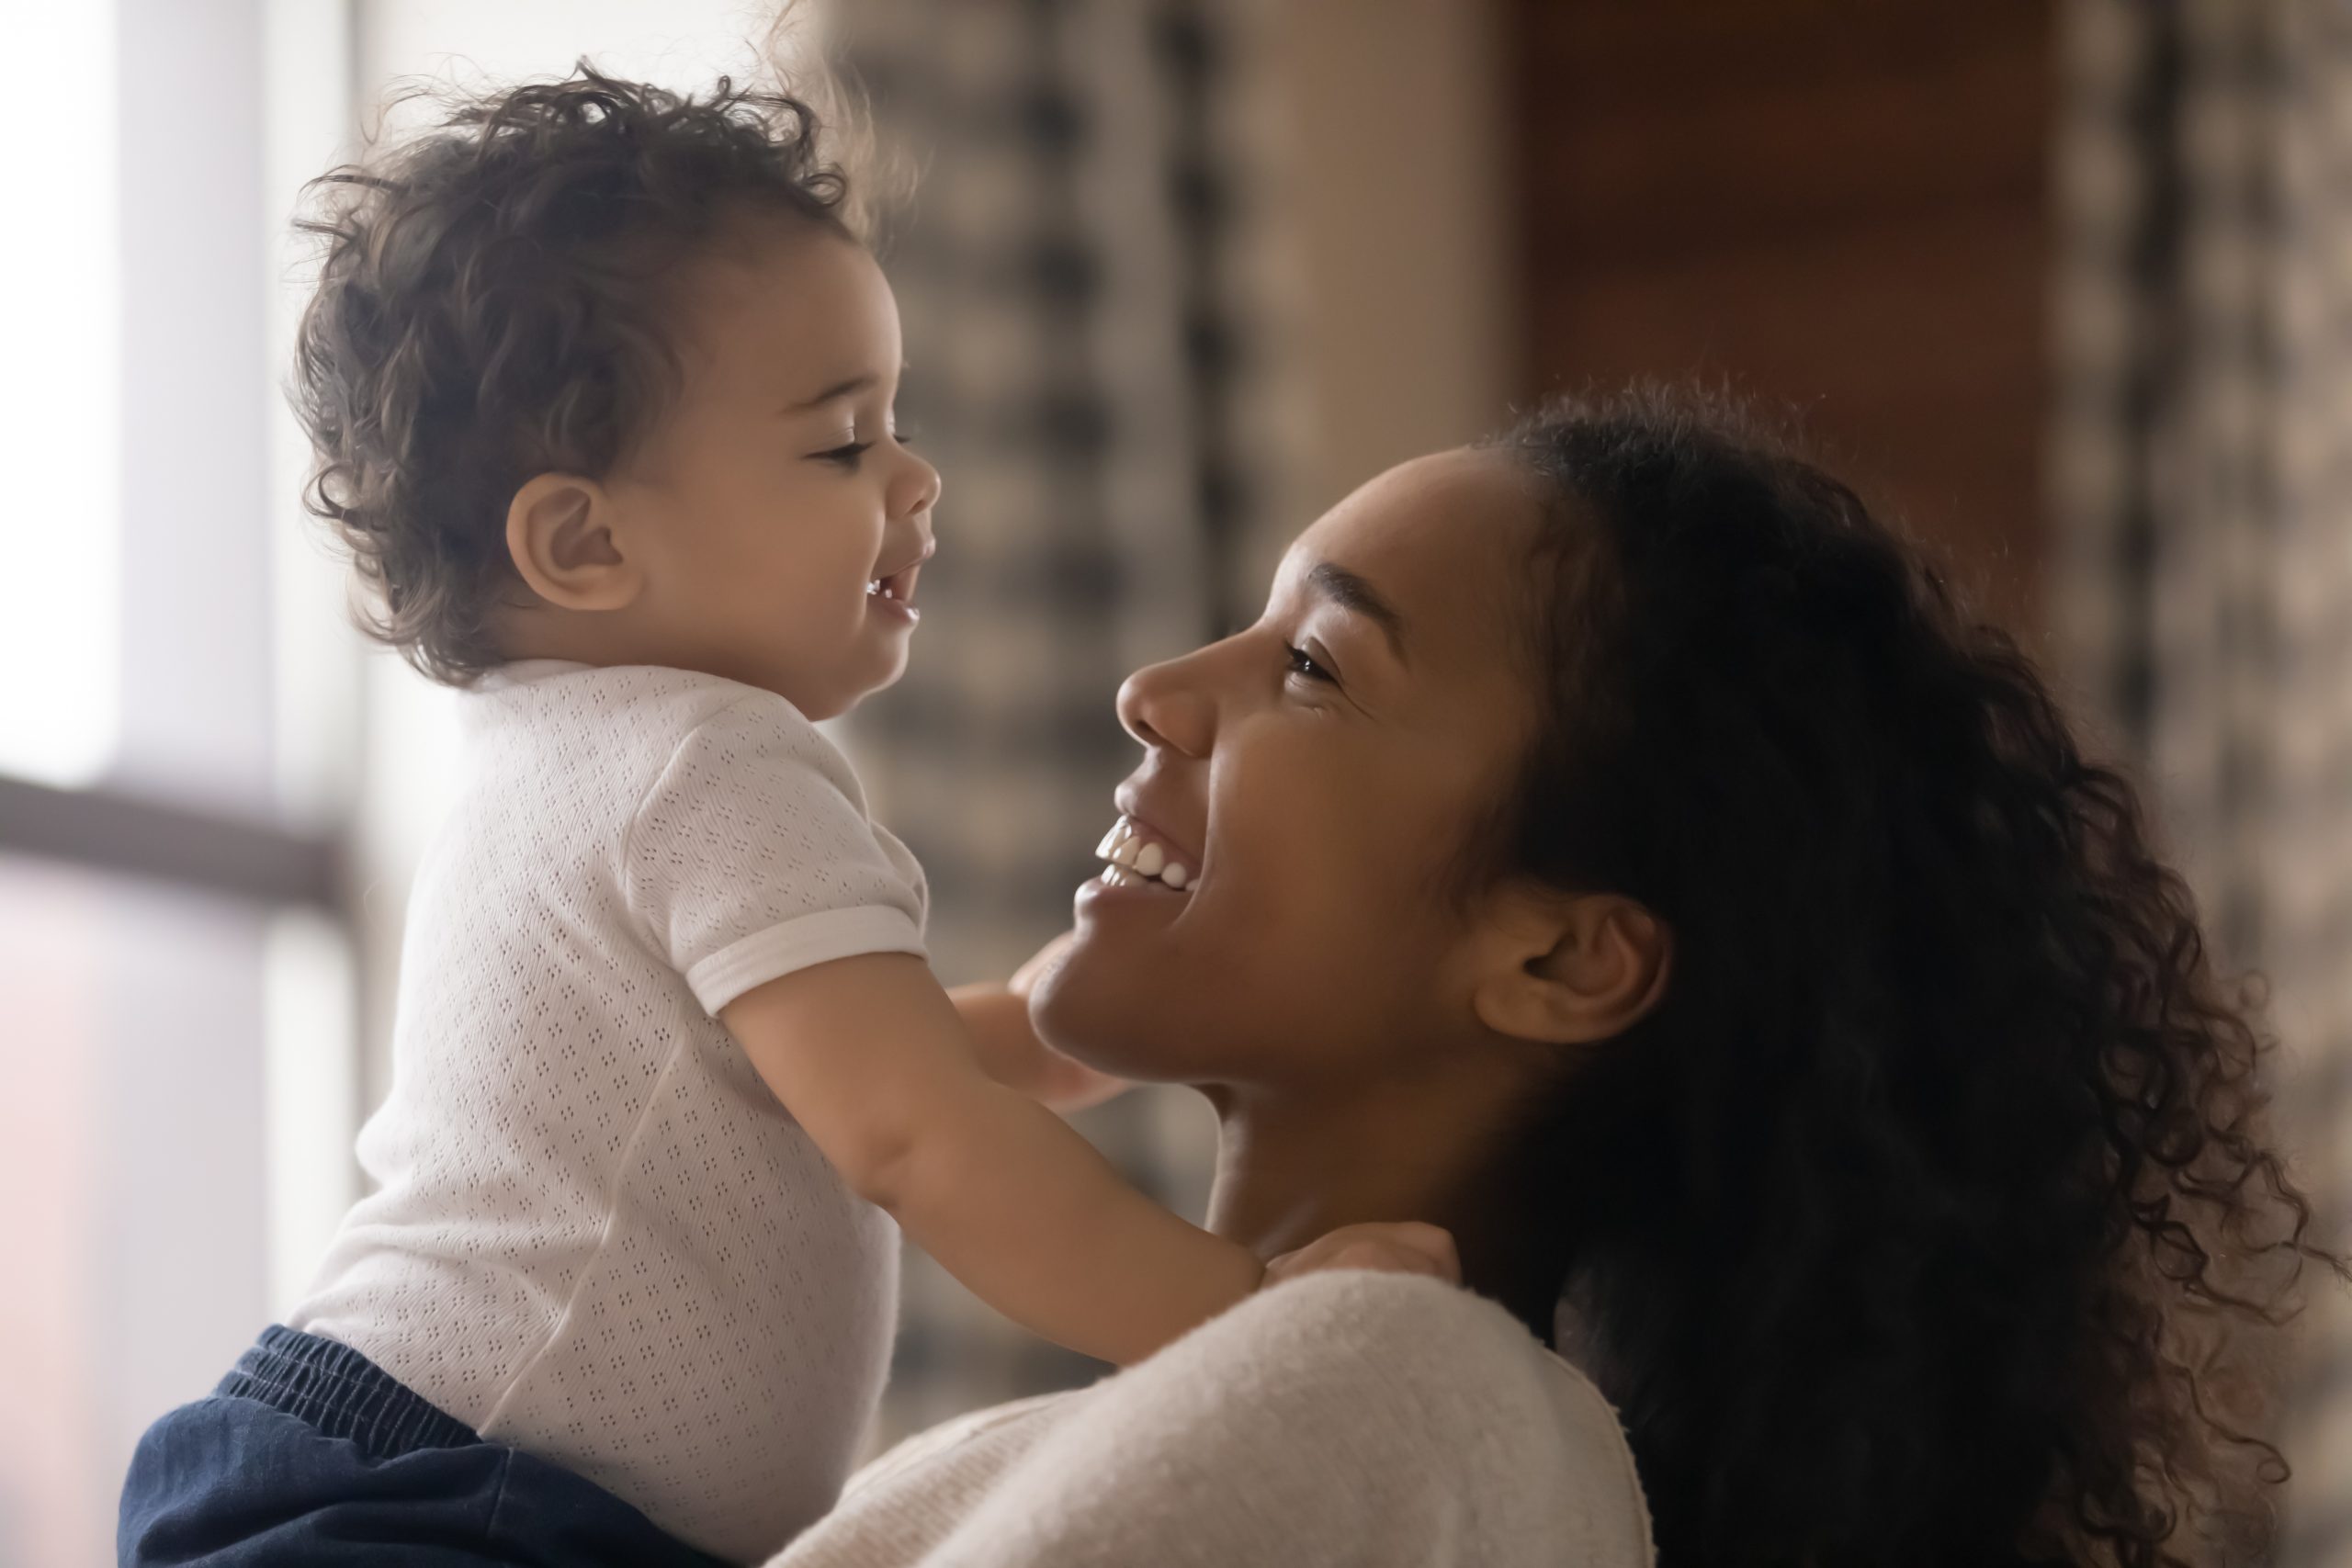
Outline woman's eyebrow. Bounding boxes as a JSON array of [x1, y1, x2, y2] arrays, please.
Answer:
[[1306, 561, 1408, 665]]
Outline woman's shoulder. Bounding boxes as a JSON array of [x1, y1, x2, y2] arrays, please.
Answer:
[[1085, 1269, 1656, 1560], [1187, 1269, 1583, 1392], [1207, 1265, 1543, 1356], [783, 1273, 1653, 1568], [1190, 1269, 1643, 1463]]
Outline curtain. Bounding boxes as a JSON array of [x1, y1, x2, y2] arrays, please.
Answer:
[[830, 0, 1306, 1438], [2052, 1, 2352, 1559]]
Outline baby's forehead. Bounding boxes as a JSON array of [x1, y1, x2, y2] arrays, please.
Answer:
[[662, 220, 895, 394]]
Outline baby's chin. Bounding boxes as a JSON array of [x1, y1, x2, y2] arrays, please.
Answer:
[[773, 651, 910, 723], [841, 643, 913, 706]]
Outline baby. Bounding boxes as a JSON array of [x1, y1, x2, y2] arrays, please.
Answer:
[[117, 66, 1451, 1568]]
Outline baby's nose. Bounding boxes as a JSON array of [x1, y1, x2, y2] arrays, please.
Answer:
[[896, 447, 943, 520]]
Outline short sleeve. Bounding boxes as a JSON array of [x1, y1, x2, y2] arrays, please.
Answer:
[[624, 694, 927, 1015]]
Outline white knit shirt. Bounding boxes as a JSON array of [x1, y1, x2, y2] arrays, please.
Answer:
[[766, 1270, 1656, 1568], [290, 660, 928, 1565]]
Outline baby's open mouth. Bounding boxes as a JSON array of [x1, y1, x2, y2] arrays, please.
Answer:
[[868, 541, 933, 606], [1094, 816, 1194, 892], [867, 562, 920, 604]]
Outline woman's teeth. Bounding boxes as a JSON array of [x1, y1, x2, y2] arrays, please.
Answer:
[[1094, 816, 1193, 891]]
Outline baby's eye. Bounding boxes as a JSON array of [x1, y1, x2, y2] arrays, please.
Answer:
[[1283, 643, 1334, 683], [812, 442, 874, 468]]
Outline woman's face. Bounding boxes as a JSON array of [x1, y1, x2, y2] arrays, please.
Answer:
[[1032, 447, 1550, 1089]]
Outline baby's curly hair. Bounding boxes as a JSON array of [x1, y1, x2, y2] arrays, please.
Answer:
[[1465, 385, 2346, 1567], [292, 63, 865, 684]]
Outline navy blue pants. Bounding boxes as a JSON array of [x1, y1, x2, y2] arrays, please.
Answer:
[[119, 1326, 735, 1567]]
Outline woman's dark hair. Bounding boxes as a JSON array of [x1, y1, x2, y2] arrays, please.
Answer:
[[292, 62, 865, 684], [1465, 386, 2344, 1567]]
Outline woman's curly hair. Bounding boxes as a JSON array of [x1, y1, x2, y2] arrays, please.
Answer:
[[1464, 386, 2345, 1567], [291, 63, 866, 684]]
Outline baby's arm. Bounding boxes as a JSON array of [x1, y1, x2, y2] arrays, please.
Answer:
[[723, 952, 1260, 1366], [947, 932, 1127, 1111]]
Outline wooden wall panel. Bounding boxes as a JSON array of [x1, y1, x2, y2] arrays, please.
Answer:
[[1508, 0, 2055, 636]]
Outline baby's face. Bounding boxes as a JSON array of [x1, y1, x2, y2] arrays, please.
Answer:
[[602, 220, 940, 719]]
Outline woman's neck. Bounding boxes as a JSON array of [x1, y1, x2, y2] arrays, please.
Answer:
[[1200, 1065, 1577, 1343], [1200, 1060, 1517, 1258], [1203, 1089, 1444, 1258]]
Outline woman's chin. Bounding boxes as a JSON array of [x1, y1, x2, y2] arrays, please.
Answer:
[[1027, 942, 1119, 1068], [1029, 928, 1193, 1086]]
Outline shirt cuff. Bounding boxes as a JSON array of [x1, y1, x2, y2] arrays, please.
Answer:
[[685, 905, 929, 1015]]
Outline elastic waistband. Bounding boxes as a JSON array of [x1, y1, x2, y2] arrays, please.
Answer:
[[216, 1325, 479, 1461]]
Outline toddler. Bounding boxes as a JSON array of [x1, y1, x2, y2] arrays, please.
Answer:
[[117, 66, 1448, 1568]]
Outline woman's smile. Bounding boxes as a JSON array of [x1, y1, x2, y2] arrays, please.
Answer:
[[1091, 815, 1196, 891], [1079, 814, 1198, 913]]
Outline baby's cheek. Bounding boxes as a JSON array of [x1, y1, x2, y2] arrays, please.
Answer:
[[782, 574, 859, 650]]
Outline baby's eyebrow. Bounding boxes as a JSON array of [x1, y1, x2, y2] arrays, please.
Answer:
[[779, 365, 910, 414], [780, 374, 873, 412]]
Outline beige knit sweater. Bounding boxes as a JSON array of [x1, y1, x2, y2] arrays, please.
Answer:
[[765, 1270, 1656, 1567]]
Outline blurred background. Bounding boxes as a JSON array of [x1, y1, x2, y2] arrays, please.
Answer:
[[1, 0, 2346, 1563]]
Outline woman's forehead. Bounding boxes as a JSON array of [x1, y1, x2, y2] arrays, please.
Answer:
[[1283, 448, 1544, 668]]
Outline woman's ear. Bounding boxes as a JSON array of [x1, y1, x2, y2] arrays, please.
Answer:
[[504, 472, 642, 612], [1469, 887, 1672, 1046]]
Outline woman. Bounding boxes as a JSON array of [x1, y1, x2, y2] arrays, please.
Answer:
[[775, 388, 2340, 1568]]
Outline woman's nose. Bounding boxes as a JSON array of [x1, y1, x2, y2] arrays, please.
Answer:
[[1116, 652, 1216, 758]]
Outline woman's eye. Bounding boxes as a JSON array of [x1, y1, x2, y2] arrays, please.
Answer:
[[813, 442, 874, 468], [1283, 643, 1334, 683]]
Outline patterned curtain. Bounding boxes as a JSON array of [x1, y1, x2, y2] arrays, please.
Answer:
[[827, 0, 1306, 1439], [2051, 1, 2352, 1559]]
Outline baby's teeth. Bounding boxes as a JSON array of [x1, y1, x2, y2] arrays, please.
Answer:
[[1161, 863, 1188, 889], [1133, 842, 1165, 877]]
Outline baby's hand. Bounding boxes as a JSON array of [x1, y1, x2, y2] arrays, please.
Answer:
[[1262, 1221, 1460, 1288]]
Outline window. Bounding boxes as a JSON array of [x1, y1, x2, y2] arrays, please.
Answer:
[[0, 5, 362, 1562], [0, 7, 810, 1561]]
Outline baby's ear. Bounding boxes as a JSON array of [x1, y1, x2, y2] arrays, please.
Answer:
[[504, 473, 641, 611]]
